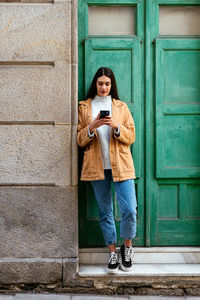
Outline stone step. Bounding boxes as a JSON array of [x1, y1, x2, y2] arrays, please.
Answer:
[[79, 247, 200, 264], [79, 263, 200, 277]]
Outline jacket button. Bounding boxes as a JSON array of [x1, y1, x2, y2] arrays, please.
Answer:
[[112, 162, 116, 166]]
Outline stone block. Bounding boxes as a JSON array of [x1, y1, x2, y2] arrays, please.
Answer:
[[0, 125, 71, 185], [0, 2, 73, 122], [71, 0, 78, 65], [137, 287, 184, 296], [71, 63, 78, 124], [71, 124, 78, 186], [0, 65, 71, 123], [186, 288, 200, 296], [63, 257, 78, 285], [0, 258, 62, 284], [0, 186, 78, 257], [0, 3, 71, 61]]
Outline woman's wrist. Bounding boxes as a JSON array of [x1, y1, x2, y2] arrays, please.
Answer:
[[89, 124, 94, 133], [88, 125, 94, 138], [113, 123, 119, 129], [114, 124, 120, 135]]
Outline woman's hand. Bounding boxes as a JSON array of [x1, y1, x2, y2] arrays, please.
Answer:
[[101, 115, 119, 129], [89, 114, 119, 133], [89, 113, 104, 133]]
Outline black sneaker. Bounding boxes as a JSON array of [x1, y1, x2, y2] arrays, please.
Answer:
[[106, 251, 119, 274], [119, 244, 134, 272]]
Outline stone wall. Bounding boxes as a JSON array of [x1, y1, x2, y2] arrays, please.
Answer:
[[0, 0, 78, 286], [1, 275, 200, 296]]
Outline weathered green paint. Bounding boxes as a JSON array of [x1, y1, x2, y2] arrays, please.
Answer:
[[79, 37, 144, 247], [78, 0, 145, 247], [78, 0, 200, 247], [156, 39, 200, 179], [151, 1, 200, 246], [144, 0, 151, 247]]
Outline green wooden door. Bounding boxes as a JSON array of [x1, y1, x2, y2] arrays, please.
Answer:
[[78, 0, 200, 247], [150, 38, 200, 245], [79, 37, 144, 247]]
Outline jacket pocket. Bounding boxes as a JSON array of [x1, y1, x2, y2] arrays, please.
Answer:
[[82, 149, 94, 171], [118, 143, 129, 153], [118, 148, 134, 170]]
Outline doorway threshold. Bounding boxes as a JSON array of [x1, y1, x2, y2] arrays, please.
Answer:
[[79, 247, 200, 277]]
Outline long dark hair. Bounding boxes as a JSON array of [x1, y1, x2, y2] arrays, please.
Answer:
[[86, 67, 120, 99]]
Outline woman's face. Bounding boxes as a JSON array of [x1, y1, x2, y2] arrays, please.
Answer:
[[96, 75, 111, 97]]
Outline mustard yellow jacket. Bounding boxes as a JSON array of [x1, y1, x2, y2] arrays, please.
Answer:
[[77, 97, 136, 181]]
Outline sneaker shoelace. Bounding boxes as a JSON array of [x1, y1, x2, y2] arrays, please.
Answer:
[[109, 252, 118, 265], [124, 246, 133, 262]]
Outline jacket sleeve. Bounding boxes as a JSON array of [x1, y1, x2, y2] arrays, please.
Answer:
[[113, 103, 136, 146], [77, 104, 96, 148]]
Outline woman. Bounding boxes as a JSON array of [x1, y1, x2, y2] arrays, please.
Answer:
[[77, 67, 137, 274]]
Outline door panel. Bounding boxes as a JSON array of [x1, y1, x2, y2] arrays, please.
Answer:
[[156, 39, 200, 178], [153, 39, 200, 245], [79, 38, 144, 247], [85, 38, 141, 176]]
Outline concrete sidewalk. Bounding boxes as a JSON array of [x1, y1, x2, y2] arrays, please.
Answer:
[[0, 294, 199, 300]]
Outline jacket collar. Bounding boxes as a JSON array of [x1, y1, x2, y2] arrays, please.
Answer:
[[79, 97, 123, 125], [79, 97, 123, 107]]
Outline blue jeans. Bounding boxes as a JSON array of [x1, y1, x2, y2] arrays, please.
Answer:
[[91, 169, 137, 246]]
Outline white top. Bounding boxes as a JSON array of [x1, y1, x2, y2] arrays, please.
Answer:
[[88, 95, 120, 170], [91, 95, 112, 169]]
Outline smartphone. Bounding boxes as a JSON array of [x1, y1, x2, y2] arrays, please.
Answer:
[[100, 110, 110, 119]]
